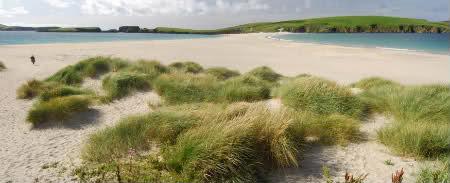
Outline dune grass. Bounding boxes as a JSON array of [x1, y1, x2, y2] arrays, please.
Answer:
[[292, 112, 362, 145], [82, 110, 200, 163], [16, 79, 53, 99], [153, 72, 220, 104], [46, 56, 128, 85], [39, 85, 93, 101], [205, 67, 240, 80], [124, 60, 168, 80], [417, 159, 449, 183], [102, 72, 151, 101], [0, 61, 5, 71], [27, 95, 92, 125], [370, 85, 450, 158], [246, 66, 282, 83], [278, 76, 365, 119], [351, 77, 400, 90], [218, 75, 271, 102], [79, 103, 302, 182], [168, 61, 204, 74]]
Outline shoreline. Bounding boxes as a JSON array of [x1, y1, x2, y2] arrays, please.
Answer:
[[1, 32, 447, 58], [266, 33, 449, 56]]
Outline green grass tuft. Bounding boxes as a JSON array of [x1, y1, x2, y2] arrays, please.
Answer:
[[247, 66, 282, 83], [291, 112, 361, 145], [278, 76, 364, 119], [351, 77, 400, 90], [39, 85, 93, 101], [125, 60, 168, 80], [82, 110, 199, 163], [168, 62, 204, 74], [417, 160, 449, 183], [16, 79, 56, 99], [218, 75, 271, 102], [46, 56, 129, 85], [102, 72, 151, 101], [360, 84, 450, 158], [205, 67, 240, 80], [27, 95, 92, 125], [153, 72, 219, 104], [163, 103, 297, 182]]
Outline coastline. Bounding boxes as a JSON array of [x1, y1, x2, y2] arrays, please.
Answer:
[[266, 32, 450, 56]]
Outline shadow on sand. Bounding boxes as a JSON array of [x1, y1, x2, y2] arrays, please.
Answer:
[[32, 109, 102, 130]]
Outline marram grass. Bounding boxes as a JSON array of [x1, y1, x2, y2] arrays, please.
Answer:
[[102, 72, 151, 101], [278, 76, 365, 119], [205, 67, 240, 80], [27, 95, 92, 125]]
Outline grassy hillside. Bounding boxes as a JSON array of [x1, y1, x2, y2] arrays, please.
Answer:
[[154, 16, 449, 34]]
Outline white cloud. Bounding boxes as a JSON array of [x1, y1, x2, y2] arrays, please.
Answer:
[[80, 0, 269, 16], [0, 6, 28, 17], [215, 0, 269, 13], [44, 0, 75, 8]]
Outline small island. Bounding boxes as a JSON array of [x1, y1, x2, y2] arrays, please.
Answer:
[[1, 16, 449, 33]]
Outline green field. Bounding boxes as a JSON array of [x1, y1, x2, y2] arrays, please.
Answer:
[[154, 16, 449, 34]]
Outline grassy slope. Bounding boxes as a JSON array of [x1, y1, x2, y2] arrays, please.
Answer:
[[154, 16, 449, 34]]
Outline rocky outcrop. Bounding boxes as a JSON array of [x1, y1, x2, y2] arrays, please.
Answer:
[[119, 26, 140, 33]]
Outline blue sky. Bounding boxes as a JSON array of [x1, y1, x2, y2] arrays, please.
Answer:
[[0, 0, 448, 29]]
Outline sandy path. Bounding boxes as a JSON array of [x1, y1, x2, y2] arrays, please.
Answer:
[[269, 115, 427, 183]]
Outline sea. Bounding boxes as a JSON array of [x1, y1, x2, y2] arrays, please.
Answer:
[[271, 33, 449, 55], [0, 31, 216, 45]]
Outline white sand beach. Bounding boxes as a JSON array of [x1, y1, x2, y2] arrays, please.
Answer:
[[0, 33, 448, 182]]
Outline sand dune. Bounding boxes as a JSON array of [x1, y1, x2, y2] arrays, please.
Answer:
[[0, 33, 448, 182]]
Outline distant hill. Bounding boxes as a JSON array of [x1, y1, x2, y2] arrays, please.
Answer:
[[37, 27, 101, 32], [154, 16, 449, 34]]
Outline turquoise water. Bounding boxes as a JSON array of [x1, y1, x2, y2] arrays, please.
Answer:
[[0, 31, 217, 45], [272, 33, 449, 54]]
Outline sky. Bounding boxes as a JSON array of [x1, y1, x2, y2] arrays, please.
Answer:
[[0, 0, 448, 29]]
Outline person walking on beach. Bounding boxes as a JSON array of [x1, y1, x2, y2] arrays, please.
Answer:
[[30, 55, 36, 65]]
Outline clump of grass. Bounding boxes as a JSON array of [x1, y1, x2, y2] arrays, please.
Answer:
[[163, 103, 297, 182], [0, 61, 6, 71], [168, 61, 204, 73], [388, 85, 450, 124], [46, 56, 128, 85], [218, 75, 271, 102], [351, 77, 400, 90], [102, 72, 151, 101], [205, 67, 240, 80], [292, 112, 361, 145], [46, 65, 84, 85], [367, 84, 450, 158], [16, 79, 55, 99], [82, 110, 199, 163], [278, 76, 364, 119], [378, 121, 450, 158], [125, 60, 168, 80], [153, 72, 219, 104], [39, 85, 93, 101], [247, 66, 282, 83], [384, 159, 394, 166], [27, 95, 92, 125], [417, 160, 449, 183]]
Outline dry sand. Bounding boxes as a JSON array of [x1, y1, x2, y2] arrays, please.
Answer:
[[0, 33, 448, 182]]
